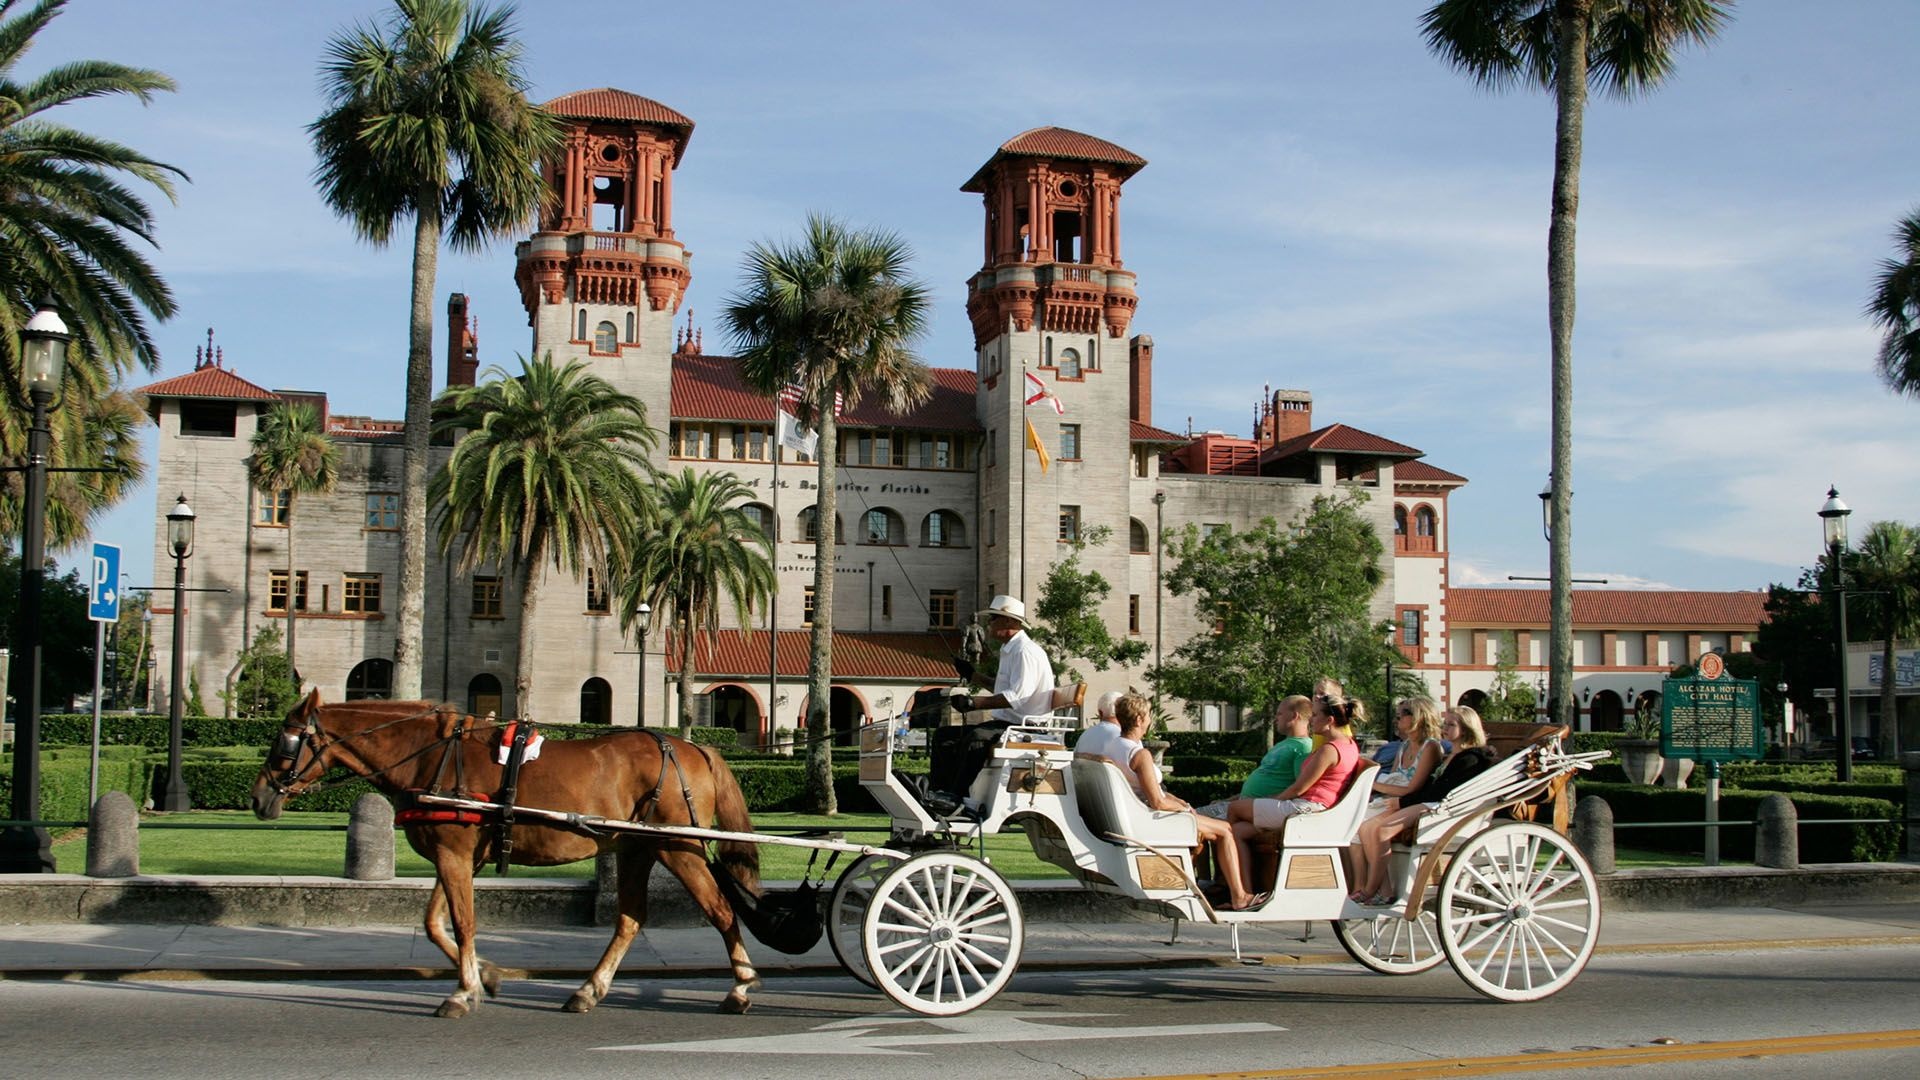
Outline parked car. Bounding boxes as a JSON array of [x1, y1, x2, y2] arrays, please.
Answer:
[[1815, 736, 1874, 761]]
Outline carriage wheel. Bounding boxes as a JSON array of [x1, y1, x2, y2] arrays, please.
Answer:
[[860, 851, 1024, 1016], [1333, 907, 1445, 975], [1437, 822, 1600, 1002], [827, 853, 900, 988]]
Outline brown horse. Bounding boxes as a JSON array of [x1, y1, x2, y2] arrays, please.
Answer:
[[250, 691, 764, 1018]]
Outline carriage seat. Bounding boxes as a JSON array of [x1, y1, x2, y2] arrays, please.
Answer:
[[1069, 757, 1197, 851], [1241, 763, 1377, 889]]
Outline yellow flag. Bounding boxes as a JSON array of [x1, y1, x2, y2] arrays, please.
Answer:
[[1025, 417, 1050, 474]]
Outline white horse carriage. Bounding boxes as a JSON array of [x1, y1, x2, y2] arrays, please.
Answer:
[[829, 704, 1611, 1015]]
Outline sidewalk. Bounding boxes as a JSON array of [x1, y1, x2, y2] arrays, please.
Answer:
[[1, 902, 1915, 982]]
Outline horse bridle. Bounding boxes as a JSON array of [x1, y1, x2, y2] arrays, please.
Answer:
[[264, 712, 330, 796]]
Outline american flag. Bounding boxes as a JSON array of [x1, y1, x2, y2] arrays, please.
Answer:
[[779, 382, 843, 417]]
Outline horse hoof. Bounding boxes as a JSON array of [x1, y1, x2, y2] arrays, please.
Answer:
[[563, 991, 598, 1014], [434, 999, 471, 1019], [719, 994, 753, 1015]]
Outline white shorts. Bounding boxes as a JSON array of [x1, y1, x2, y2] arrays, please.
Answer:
[[1252, 797, 1327, 830]]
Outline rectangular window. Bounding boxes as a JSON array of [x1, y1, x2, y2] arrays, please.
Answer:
[[472, 576, 503, 618], [882, 584, 893, 619], [364, 493, 399, 530], [1133, 448, 1150, 478], [802, 586, 817, 628], [988, 508, 996, 546], [987, 429, 997, 468], [919, 435, 954, 470], [343, 573, 382, 614], [1059, 423, 1081, 461], [180, 401, 238, 437], [675, 424, 715, 459], [585, 568, 610, 614], [928, 589, 958, 630], [255, 489, 290, 527], [734, 427, 768, 461], [1058, 505, 1080, 544], [268, 570, 309, 613], [1400, 608, 1421, 647], [1129, 594, 1141, 634]]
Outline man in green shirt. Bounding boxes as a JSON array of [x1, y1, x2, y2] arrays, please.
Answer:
[[1239, 695, 1315, 797]]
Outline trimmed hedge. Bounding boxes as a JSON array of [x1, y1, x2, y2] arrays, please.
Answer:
[[0, 747, 154, 823], [1160, 730, 1268, 757], [1578, 780, 1900, 862]]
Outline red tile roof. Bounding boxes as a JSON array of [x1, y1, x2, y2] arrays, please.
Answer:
[[542, 89, 693, 161], [137, 364, 278, 402], [1395, 460, 1467, 484], [962, 126, 1147, 191], [1448, 589, 1769, 629], [670, 352, 982, 432], [668, 630, 962, 682], [1130, 419, 1186, 444], [1262, 423, 1423, 464]]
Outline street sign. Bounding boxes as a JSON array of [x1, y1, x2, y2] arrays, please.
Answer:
[[1661, 675, 1764, 762], [87, 542, 121, 622]]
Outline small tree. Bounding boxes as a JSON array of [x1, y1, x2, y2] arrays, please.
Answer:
[[1029, 526, 1148, 682], [1479, 632, 1539, 725], [220, 626, 302, 719]]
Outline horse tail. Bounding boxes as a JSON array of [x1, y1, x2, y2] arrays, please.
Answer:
[[702, 748, 761, 896]]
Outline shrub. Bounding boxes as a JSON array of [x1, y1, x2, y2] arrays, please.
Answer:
[[1166, 754, 1255, 781], [689, 726, 739, 748], [0, 750, 152, 822], [1161, 730, 1267, 757], [1578, 781, 1900, 862]]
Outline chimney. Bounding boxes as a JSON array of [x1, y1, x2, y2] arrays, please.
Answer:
[[446, 293, 478, 387], [1271, 389, 1313, 445], [1128, 334, 1153, 424]]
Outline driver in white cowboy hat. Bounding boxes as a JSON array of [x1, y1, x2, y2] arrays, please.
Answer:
[[962, 594, 1054, 724]]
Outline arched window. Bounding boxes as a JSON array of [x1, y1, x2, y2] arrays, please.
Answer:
[[625, 312, 636, 342], [345, 658, 393, 701], [1394, 505, 1408, 536], [468, 673, 503, 718], [741, 502, 774, 541], [862, 507, 905, 545], [1058, 347, 1081, 378], [799, 506, 844, 544], [576, 309, 587, 340], [921, 510, 966, 548], [1415, 506, 1437, 537], [1129, 518, 1149, 554], [593, 321, 618, 353], [580, 677, 612, 725]]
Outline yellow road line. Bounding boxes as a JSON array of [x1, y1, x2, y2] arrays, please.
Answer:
[[1123, 1027, 1920, 1079]]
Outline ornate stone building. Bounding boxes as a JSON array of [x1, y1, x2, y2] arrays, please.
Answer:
[[140, 88, 1493, 743]]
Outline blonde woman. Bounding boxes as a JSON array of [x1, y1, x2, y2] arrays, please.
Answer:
[[1348, 705, 1496, 905], [1368, 697, 1445, 814], [1100, 695, 1266, 911]]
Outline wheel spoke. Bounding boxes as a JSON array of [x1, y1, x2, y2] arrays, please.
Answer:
[[1456, 912, 1508, 955], [1528, 919, 1582, 961], [878, 894, 934, 927], [1521, 922, 1560, 981]]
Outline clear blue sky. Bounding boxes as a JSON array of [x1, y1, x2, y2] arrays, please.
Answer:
[[37, 0, 1920, 596]]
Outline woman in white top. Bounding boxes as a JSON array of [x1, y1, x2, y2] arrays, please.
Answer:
[[1367, 697, 1445, 816], [1099, 694, 1266, 912]]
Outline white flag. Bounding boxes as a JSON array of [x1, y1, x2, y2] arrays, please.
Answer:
[[776, 408, 818, 457]]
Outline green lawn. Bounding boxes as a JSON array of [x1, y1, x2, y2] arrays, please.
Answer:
[[52, 810, 1074, 880]]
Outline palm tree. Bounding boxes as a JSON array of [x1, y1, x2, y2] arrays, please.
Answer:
[[430, 355, 656, 717], [310, 0, 561, 701], [0, 0, 184, 545], [722, 214, 933, 813], [1421, 0, 1729, 726], [615, 469, 775, 737], [247, 402, 340, 690], [1851, 520, 1920, 759], [1868, 209, 1920, 398]]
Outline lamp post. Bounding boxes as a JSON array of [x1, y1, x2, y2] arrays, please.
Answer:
[[635, 601, 651, 727], [1819, 485, 1853, 783], [153, 494, 195, 811], [0, 299, 69, 872]]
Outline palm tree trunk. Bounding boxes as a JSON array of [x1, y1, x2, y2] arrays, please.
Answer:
[[806, 397, 839, 814], [514, 560, 540, 720], [1546, 0, 1590, 730], [393, 193, 441, 702], [678, 604, 696, 738], [285, 495, 298, 692]]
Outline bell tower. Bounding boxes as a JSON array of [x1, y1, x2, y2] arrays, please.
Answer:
[[962, 127, 1147, 607], [516, 89, 694, 421]]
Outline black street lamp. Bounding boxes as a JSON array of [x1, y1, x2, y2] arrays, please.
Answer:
[[153, 494, 195, 811], [1819, 485, 1853, 783], [0, 299, 69, 872], [635, 601, 651, 727]]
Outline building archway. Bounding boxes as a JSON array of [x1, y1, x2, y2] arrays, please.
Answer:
[[908, 686, 953, 729], [580, 677, 612, 725], [1457, 688, 1490, 713], [468, 673, 503, 718], [829, 685, 868, 746], [345, 658, 393, 700], [705, 683, 763, 742], [1589, 689, 1624, 732]]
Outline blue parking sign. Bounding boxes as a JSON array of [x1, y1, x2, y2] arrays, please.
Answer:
[[88, 542, 121, 622]]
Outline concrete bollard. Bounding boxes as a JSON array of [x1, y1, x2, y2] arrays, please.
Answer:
[[86, 790, 140, 878], [1753, 793, 1799, 870], [344, 793, 396, 881], [1904, 753, 1920, 860], [594, 850, 620, 926], [1572, 795, 1615, 875]]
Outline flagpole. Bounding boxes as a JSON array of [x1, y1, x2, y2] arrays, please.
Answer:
[[1019, 361, 1028, 603], [768, 427, 780, 752]]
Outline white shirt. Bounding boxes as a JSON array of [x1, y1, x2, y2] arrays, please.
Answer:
[[991, 628, 1054, 723], [1074, 720, 1122, 760]]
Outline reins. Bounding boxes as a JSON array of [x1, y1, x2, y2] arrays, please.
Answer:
[[267, 705, 493, 798]]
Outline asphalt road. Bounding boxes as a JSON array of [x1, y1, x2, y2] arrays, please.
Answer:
[[4, 944, 1918, 1079]]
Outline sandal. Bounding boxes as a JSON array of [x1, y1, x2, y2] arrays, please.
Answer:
[[1363, 892, 1397, 907], [1226, 891, 1271, 912]]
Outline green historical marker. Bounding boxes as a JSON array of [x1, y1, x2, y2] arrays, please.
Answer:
[[1661, 652, 1764, 763]]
